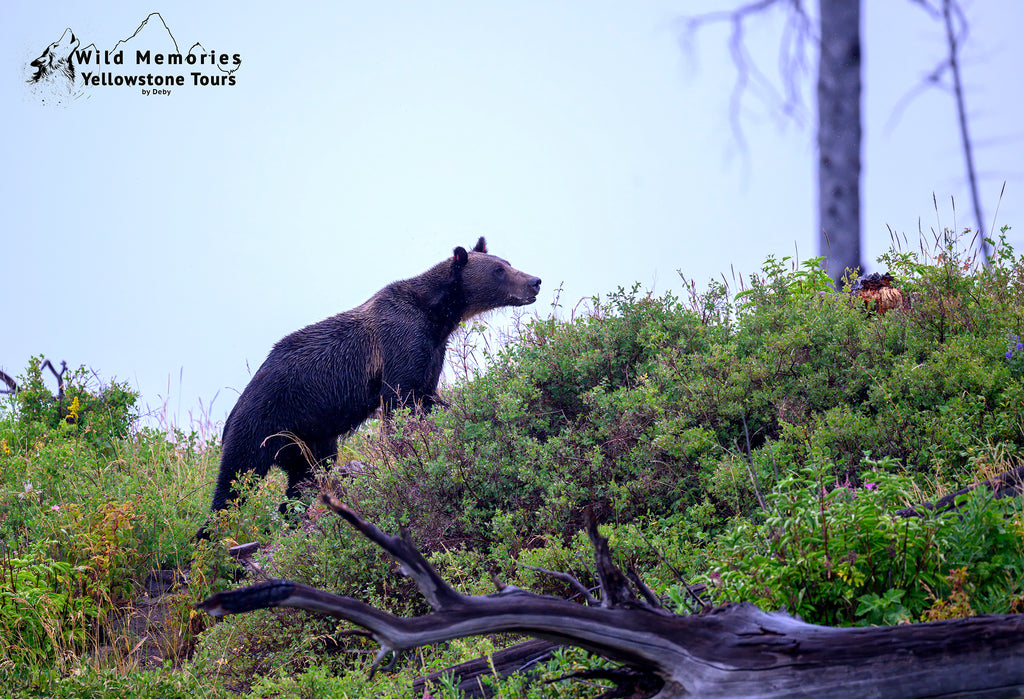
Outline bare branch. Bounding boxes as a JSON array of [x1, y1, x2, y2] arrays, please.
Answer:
[[907, 0, 943, 20], [0, 370, 17, 395], [626, 567, 664, 610], [741, 412, 768, 511], [678, 0, 814, 159], [40, 359, 67, 402], [885, 0, 970, 135], [321, 494, 464, 610], [884, 1, 988, 259], [586, 509, 641, 608], [412, 638, 559, 698], [941, 0, 988, 258], [897, 465, 1024, 518], [631, 531, 710, 614], [515, 561, 600, 606]]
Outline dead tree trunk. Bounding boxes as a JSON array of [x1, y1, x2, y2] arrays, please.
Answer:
[[199, 495, 1024, 698], [818, 0, 862, 284]]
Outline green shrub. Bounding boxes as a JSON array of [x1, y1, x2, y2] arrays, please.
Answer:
[[10, 356, 137, 458], [707, 460, 1024, 626]]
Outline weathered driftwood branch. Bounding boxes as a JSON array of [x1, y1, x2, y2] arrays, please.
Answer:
[[897, 465, 1024, 518], [0, 369, 17, 395], [412, 638, 557, 698], [198, 494, 1024, 698]]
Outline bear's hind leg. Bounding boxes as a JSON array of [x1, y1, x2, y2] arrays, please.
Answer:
[[210, 435, 276, 512], [280, 436, 338, 501], [199, 435, 278, 539]]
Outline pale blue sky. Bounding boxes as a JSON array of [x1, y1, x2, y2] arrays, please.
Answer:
[[3, 1, 1022, 431]]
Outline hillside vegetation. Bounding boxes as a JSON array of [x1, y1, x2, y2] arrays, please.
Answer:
[[2, 228, 1024, 697]]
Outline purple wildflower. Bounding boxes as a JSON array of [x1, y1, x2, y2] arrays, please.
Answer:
[[1008, 350, 1015, 360]]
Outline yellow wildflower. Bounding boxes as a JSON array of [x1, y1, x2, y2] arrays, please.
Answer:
[[66, 396, 80, 423]]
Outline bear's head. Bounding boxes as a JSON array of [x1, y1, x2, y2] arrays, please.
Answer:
[[453, 237, 541, 320]]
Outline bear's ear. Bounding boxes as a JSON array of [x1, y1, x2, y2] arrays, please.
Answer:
[[452, 246, 469, 269], [472, 237, 487, 254]]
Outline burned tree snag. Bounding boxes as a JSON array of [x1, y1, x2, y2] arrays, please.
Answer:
[[41, 358, 68, 402], [198, 495, 1024, 698], [0, 369, 17, 395]]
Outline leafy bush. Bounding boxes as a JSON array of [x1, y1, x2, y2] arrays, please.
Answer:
[[339, 230, 1024, 559], [10, 356, 137, 458], [0, 538, 97, 668], [706, 461, 1024, 626]]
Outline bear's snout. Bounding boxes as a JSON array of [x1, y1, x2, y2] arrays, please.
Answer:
[[514, 275, 541, 305]]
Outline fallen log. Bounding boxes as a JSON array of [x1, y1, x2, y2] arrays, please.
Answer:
[[198, 495, 1024, 698]]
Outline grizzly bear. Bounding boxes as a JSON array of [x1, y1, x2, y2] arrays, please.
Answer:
[[206, 237, 541, 517]]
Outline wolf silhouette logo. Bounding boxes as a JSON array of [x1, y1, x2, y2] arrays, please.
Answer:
[[28, 28, 82, 104], [29, 28, 79, 85]]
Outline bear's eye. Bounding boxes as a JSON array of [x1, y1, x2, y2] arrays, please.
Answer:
[[492, 266, 507, 279]]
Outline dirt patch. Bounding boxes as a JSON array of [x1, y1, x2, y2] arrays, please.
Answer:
[[97, 569, 194, 668]]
